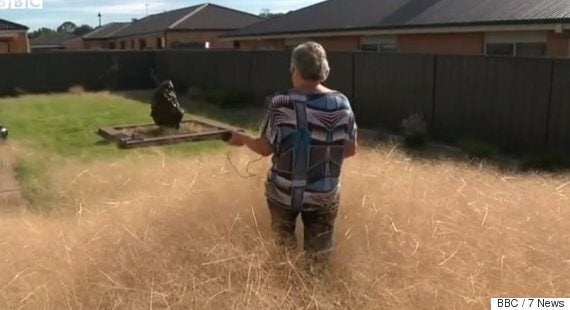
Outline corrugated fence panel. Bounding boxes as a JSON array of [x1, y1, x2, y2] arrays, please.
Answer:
[[114, 51, 156, 90], [0, 52, 154, 95], [46, 52, 118, 91], [434, 56, 551, 153], [325, 53, 354, 102], [0, 54, 50, 94], [3, 50, 570, 155], [353, 53, 435, 130], [250, 52, 291, 103], [547, 59, 570, 151], [154, 51, 217, 91], [214, 52, 252, 92]]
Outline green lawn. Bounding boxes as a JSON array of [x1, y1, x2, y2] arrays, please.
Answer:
[[0, 92, 233, 159], [0, 91, 261, 208]]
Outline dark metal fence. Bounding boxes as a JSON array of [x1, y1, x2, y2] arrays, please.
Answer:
[[1, 50, 569, 152]]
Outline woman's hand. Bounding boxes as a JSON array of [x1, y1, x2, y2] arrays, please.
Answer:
[[225, 131, 272, 156], [226, 131, 246, 147]]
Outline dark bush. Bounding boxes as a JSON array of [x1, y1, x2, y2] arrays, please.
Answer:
[[401, 114, 428, 149], [521, 150, 570, 171], [457, 138, 498, 160]]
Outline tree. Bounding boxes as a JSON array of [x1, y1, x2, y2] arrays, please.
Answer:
[[57, 21, 77, 34], [259, 8, 285, 19], [28, 27, 55, 39], [73, 24, 94, 36]]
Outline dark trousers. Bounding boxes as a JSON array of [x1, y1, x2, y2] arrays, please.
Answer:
[[267, 200, 338, 264]]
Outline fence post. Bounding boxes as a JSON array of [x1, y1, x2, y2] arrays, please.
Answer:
[[430, 55, 438, 137], [351, 52, 357, 112], [544, 59, 556, 148], [248, 52, 254, 104]]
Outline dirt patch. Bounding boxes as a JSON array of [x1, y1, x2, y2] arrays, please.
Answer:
[[0, 143, 25, 213], [118, 122, 214, 140]]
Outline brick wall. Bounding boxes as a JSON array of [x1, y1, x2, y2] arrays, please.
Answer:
[[238, 36, 358, 51], [239, 39, 285, 51], [106, 31, 237, 51], [64, 37, 86, 50], [84, 39, 111, 50], [398, 33, 484, 55], [222, 31, 570, 58], [313, 36, 359, 52], [239, 33, 485, 54], [108, 32, 164, 50], [1, 32, 30, 53], [166, 31, 236, 49], [547, 32, 570, 58]]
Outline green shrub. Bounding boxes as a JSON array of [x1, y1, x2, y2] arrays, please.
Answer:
[[401, 114, 428, 149], [457, 138, 498, 160], [522, 150, 570, 171]]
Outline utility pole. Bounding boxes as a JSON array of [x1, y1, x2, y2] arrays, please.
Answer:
[[145, 3, 149, 16], [97, 12, 102, 27]]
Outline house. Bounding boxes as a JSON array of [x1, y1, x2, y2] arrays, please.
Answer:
[[106, 3, 263, 50], [222, 0, 570, 58], [30, 32, 77, 52], [0, 18, 29, 54], [76, 22, 131, 50]]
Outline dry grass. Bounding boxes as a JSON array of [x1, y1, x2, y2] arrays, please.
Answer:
[[68, 85, 86, 95], [0, 145, 569, 309]]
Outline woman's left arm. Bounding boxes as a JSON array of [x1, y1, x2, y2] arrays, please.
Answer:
[[227, 132, 273, 157]]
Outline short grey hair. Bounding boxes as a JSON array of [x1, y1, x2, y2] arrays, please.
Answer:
[[291, 41, 330, 82]]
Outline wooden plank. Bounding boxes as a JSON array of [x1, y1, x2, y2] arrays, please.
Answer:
[[97, 119, 243, 149]]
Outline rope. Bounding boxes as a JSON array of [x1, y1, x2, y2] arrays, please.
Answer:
[[225, 152, 264, 179], [224, 101, 270, 179]]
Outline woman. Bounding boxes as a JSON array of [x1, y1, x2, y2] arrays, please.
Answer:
[[227, 41, 358, 266]]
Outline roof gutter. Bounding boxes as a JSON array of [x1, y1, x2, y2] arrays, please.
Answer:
[[221, 22, 570, 41]]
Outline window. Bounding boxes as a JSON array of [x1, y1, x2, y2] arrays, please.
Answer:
[[485, 43, 546, 57], [156, 37, 164, 49], [171, 41, 205, 49], [360, 36, 398, 53], [139, 39, 147, 50], [131, 40, 135, 49], [360, 44, 379, 52], [486, 43, 514, 56], [109, 42, 116, 50], [233, 41, 241, 49], [484, 32, 547, 57], [516, 43, 546, 57], [120, 41, 126, 50], [359, 43, 398, 53]]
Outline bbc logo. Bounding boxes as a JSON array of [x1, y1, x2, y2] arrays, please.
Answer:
[[0, 0, 43, 9]]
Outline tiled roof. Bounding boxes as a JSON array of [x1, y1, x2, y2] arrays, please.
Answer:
[[30, 32, 76, 46], [225, 0, 570, 37], [0, 18, 28, 31], [111, 3, 263, 38], [83, 23, 130, 39]]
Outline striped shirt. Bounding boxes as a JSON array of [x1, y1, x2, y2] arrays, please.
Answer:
[[260, 89, 357, 211]]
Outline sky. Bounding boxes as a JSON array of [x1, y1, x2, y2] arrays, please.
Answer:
[[1, 0, 323, 30]]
